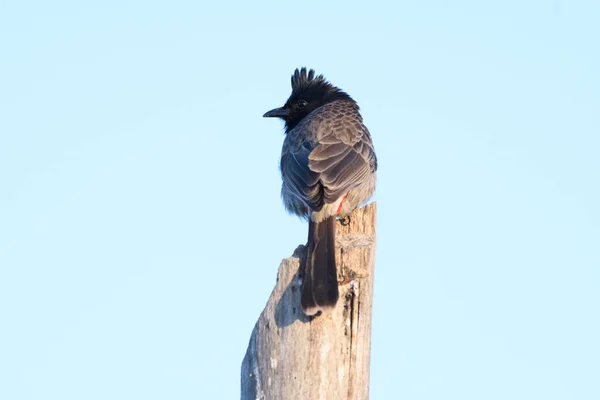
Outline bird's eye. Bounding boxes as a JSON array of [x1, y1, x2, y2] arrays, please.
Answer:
[[297, 100, 308, 109]]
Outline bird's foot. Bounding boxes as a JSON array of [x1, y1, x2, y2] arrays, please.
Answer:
[[339, 215, 351, 226]]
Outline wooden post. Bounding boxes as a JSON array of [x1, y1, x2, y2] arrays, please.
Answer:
[[241, 203, 376, 400]]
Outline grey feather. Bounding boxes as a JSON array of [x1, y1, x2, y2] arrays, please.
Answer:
[[280, 100, 376, 217]]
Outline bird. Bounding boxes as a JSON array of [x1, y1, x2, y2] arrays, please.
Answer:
[[264, 67, 377, 316]]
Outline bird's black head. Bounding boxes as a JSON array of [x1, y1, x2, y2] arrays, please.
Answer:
[[263, 67, 355, 132]]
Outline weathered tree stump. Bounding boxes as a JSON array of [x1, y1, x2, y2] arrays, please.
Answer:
[[241, 203, 376, 400]]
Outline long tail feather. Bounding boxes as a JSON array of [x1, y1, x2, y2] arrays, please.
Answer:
[[301, 216, 339, 314]]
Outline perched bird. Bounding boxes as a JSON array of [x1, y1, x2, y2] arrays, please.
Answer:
[[264, 68, 377, 316]]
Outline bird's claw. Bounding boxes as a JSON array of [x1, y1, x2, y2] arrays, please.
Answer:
[[339, 216, 351, 226]]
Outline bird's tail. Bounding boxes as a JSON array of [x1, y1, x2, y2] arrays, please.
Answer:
[[301, 216, 339, 315]]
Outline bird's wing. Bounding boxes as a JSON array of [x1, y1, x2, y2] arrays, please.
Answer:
[[309, 119, 377, 203], [281, 107, 376, 209], [280, 141, 324, 210]]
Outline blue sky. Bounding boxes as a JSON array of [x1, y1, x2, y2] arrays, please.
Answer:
[[1, 1, 599, 399]]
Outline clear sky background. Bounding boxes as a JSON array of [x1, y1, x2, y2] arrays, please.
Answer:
[[1, 1, 599, 399]]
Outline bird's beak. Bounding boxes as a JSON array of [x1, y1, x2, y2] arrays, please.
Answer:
[[263, 107, 289, 118]]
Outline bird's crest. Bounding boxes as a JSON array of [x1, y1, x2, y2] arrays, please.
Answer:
[[291, 67, 328, 91]]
